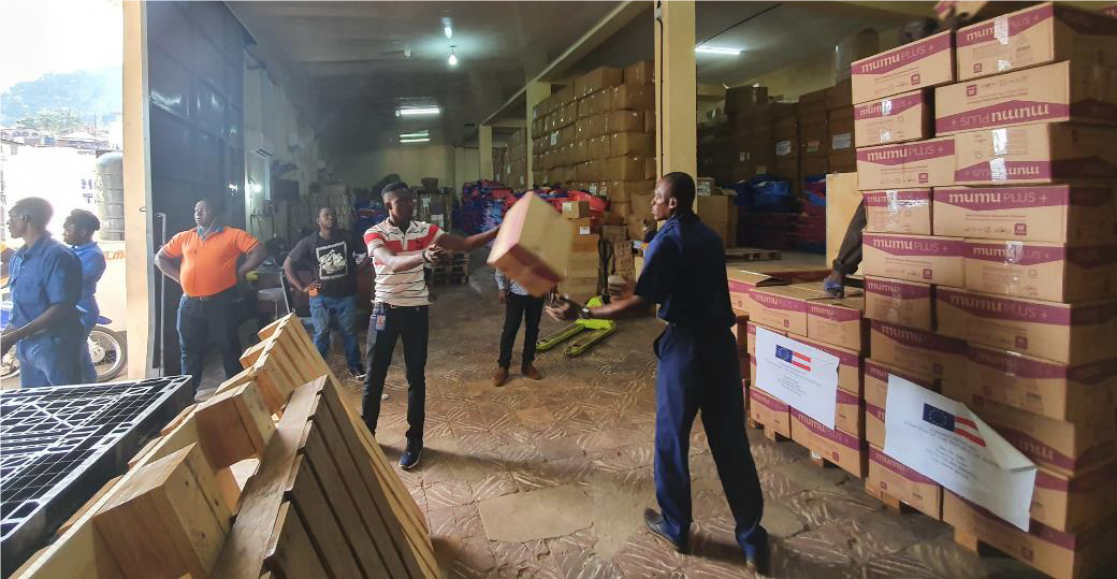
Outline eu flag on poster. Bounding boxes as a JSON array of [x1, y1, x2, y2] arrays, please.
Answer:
[[774, 345, 811, 372], [922, 403, 986, 447]]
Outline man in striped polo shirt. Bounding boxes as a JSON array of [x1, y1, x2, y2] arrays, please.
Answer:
[[363, 182, 500, 470]]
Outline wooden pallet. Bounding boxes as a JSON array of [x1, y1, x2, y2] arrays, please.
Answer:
[[746, 418, 789, 443], [14, 314, 436, 579], [865, 483, 920, 516], [725, 247, 781, 262]]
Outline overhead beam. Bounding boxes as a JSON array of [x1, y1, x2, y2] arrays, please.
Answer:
[[811, 1, 937, 20], [482, 0, 648, 125], [697, 84, 727, 101]]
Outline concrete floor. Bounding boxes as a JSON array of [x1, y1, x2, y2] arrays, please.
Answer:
[[184, 250, 1045, 579], [306, 255, 1042, 579]]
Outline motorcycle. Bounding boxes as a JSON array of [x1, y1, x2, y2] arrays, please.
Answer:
[[0, 292, 126, 383]]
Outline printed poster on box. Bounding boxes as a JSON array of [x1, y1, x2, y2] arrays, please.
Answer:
[[755, 327, 840, 429], [883, 375, 1037, 531]]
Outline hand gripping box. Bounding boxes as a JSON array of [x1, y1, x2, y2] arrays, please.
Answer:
[[964, 240, 1117, 303], [864, 276, 934, 331], [936, 287, 1117, 365], [862, 188, 933, 234], [867, 445, 943, 520], [862, 233, 966, 287], [851, 30, 954, 104], [489, 193, 574, 296], [966, 344, 1117, 425], [932, 185, 1117, 244], [856, 137, 956, 190], [854, 89, 932, 147], [870, 320, 968, 384], [953, 123, 1117, 186]]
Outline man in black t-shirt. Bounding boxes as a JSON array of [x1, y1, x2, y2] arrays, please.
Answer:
[[284, 207, 367, 377]]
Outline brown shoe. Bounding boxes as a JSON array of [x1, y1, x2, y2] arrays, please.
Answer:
[[522, 363, 542, 380], [493, 367, 509, 387]]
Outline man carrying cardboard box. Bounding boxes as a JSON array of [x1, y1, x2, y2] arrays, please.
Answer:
[[546, 173, 770, 575], [362, 182, 501, 470]]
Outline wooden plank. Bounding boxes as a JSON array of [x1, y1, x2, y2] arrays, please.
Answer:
[[129, 437, 159, 469], [319, 383, 435, 578], [246, 344, 288, 414], [56, 475, 122, 536], [216, 366, 259, 396], [263, 501, 328, 579], [160, 404, 197, 435], [239, 339, 271, 369], [309, 401, 409, 578], [210, 377, 326, 578], [195, 381, 276, 469], [214, 467, 243, 515], [284, 453, 365, 579], [94, 443, 230, 579], [257, 314, 288, 341]]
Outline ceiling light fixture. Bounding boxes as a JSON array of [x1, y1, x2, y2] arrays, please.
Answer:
[[696, 46, 743, 55], [448, 46, 458, 66], [396, 106, 441, 117], [400, 137, 430, 144], [444, 26, 453, 39], [442, 16, 453, 39], [399, 130, 430, 139]]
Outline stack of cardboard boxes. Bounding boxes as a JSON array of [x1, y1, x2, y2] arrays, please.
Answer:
[[558, 201, 602, 302], [852, 4, 1117, 577], [530, 62, 658, 236], [504, 128, 529, 190]]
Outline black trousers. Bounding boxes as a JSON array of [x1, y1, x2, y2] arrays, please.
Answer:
[[833, 200, 867, 275], [498, 293, 545, 368], [362, 304, 428, 442], [177, 289, 242, 394]]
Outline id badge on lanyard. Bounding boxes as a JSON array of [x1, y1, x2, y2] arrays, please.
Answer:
[[374, 303, 387, 331]]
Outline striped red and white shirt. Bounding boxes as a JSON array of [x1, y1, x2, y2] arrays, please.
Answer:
[[364, 219, 445, 306]]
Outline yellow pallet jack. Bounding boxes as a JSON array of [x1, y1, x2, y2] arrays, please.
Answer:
[[536, 296, 617, 357]]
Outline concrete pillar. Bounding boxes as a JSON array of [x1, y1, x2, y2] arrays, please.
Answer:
[[123, 0, 155, 379], [653, 0, 697, 181], [526, 81, 551, 186], [479, 124, 494, 180]]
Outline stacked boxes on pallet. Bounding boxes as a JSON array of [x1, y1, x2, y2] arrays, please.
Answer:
[[505, 128, 529, 190], [853, 4, 1117, 577], [559, 200, 602, 302]]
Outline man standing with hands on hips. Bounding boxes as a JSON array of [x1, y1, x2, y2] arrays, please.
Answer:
[[546, 173, 770, 575], [362, 182, 501, 470]]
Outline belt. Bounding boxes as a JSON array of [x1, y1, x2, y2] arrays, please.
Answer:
[[184, 288, 235, 302], [377, 302, 427, 310]]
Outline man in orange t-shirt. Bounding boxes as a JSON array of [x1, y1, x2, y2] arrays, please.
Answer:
[[156, 197, 265, 394]]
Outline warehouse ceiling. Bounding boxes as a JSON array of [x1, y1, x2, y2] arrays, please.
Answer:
[[227, 1, 622, 149]]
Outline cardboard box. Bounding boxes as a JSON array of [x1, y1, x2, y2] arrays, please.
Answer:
[[935, 61, 1117, 136], [850, 30, 954, 104], [749, 387, 791, 438], [953, 123, 1117, 186], [865, 358, 938, 447], [967, 344, 1117, 425], [610, 132, 654, 157], [791, 409, 867, 478], [696, 195, 731, 224], [955, 2, 1117, 82], [870, 320, 968, 383], [829, 149, 857, 173], [955, 388, 1117, 475], [854, 89, 932, 147], [602, 110, 644, 135], [943, 492, 1117, 579], [862, 233, 966, 286], [864, 275, 934, 331], [936, 287, 1117, 365], [644, 157, 656, 180], [748, 285, 827, 336], [489, 193, 574, 296], [826, 172, 862, 277], [629, 193, 653, 223], [604, 180, 654, 204], [793, 335, 864, 436], [603, 156, 645, 181], [964, 239, 1117, 303], [611, 85, 653, 111], [624, 60, 654, 87], [561, 201, 590, 219], [856, 137, 955, 190], [745, 321, 762, 357], [576, 66, 623, 98], [867, 446, 944, 520], [774, 138, 798, 159], [932, 185, 1117, 244], [728, 270, 787, 316], [1032, 462, 1117, 533], [806, 296, 866, 351], [729, 314, 749, 351], [862, 188, 932, 234], [827, 79, 853, 111]]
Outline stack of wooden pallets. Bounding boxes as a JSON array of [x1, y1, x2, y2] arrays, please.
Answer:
[[430, 251, 469, 285], [14, 314, 437, 579]]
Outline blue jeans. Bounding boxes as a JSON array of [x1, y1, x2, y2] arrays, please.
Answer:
[[310, 294, 362, 370], [17, 329, 85, 387], [79, 320, 97, 383]]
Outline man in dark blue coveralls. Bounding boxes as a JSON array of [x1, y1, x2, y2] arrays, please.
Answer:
[[546, 172, 769, 574], [1, 197, 85, 387]]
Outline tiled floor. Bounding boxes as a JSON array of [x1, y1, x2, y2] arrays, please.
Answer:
[[313, 256, 1044, 578]]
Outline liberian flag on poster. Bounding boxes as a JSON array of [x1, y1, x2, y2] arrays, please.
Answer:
[[775, 345, 811, 372], [922, 403, 986, 447]]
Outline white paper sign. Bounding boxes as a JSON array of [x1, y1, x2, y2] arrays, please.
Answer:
[[755, 327, 840, 428], [884, 375, 1036, 531]]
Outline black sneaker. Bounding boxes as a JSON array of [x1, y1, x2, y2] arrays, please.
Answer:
[[400, 440, 423, 471], [348, 365, 366, 380], [643, 509, 689, 554], [742, 527, 772, 577]]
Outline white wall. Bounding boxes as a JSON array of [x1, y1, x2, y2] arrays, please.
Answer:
[[333, 144, 457, 191]]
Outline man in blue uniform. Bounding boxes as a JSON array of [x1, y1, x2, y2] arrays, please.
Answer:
[[1, 197, 85, 387], [546, 172, 770, 574], [63, 209, 107, 382]]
